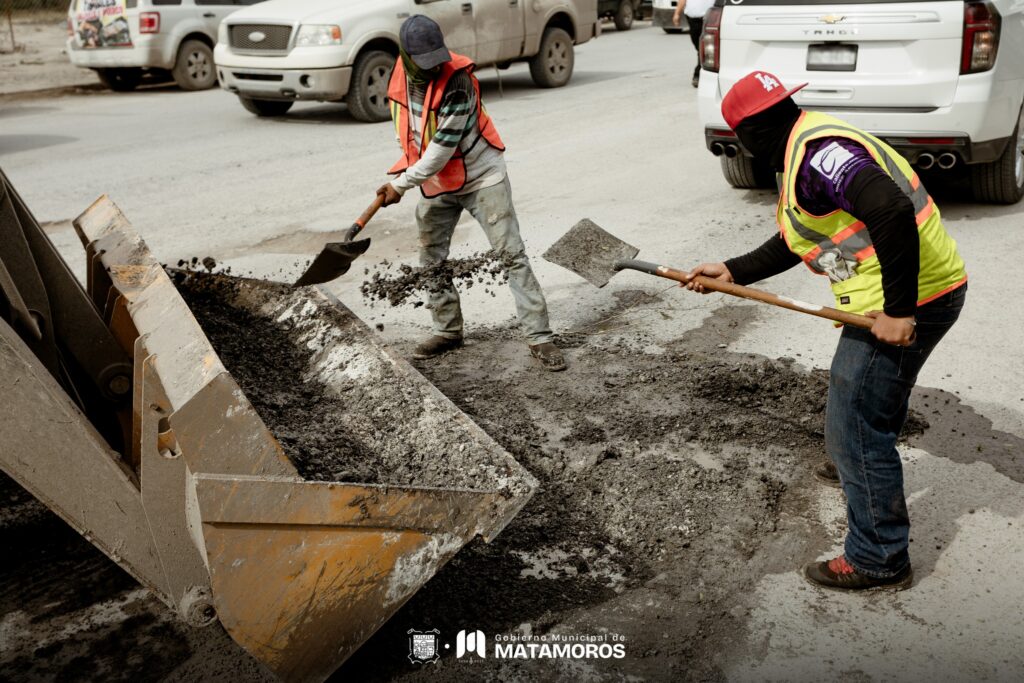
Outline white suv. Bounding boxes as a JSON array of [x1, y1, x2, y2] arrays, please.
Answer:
[[696, 0, 1024, 204], [67, 0, 262, 92]]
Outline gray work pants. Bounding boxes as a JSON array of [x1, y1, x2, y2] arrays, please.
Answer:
[[415, 176, 554, 344]]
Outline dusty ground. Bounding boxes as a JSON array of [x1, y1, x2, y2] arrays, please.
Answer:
[[4, 290, 994, 681], [0, 16, 98, 96]]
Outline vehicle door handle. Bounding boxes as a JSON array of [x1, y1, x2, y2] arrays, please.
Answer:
[[462, 3, 473, 14], [202, 12, 215, 17], [509, 0, 518, 5]]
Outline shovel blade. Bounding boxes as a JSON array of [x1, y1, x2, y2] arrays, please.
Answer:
[[294, 238, 371, 287], [542, 218, 640, 288]]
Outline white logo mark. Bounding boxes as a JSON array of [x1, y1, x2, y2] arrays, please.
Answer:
[[456, 630, 486, 658]]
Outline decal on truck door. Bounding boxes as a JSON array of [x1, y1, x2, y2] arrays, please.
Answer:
[[74, 0, 132, 48]]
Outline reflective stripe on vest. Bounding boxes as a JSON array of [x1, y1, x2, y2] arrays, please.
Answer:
[[387, 53, 505, 198], [777, 111, 966, 315]]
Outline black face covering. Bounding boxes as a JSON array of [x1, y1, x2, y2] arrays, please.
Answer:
[[734, 97, 801, 171]]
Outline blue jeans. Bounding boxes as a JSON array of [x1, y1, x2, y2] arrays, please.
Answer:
[[826, 284, 966, 578], [415, 176, 554, 344]]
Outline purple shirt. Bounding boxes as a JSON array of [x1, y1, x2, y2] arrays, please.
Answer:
[[795, 137, 880, 215]]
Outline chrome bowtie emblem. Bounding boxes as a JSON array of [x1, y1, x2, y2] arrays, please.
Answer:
[[819, 14, 846, 24], [248, 31, 266, 42]]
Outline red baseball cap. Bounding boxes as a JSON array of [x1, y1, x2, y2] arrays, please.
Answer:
[[721, 71, 807, 129]]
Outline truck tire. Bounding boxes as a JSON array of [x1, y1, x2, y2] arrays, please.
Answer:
[[970, 108, 1024, 204], [347, 50, 395, 123], [614, 0, 635, 30], [720, 155, 776, 190], [172, 39, 217, 91], [239, 97, 294, 117], [529, 27, 574, 88], [96, 68, 141, 92]]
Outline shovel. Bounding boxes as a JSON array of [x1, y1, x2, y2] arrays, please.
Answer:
[[543, 218, 873, 330], [294, 194, 385, 286]]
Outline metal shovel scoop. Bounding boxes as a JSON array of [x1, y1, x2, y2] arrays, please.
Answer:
[[294, 194, 384, 286], [544, 218, 873, 330]]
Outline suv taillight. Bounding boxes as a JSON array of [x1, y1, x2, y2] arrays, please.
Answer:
[[961, 1, 1000, 74], [140, 12, 160, 34], [700, 7, 722, 73]]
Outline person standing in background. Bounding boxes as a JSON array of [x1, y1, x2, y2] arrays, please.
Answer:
[[673, 0, 715, 88]]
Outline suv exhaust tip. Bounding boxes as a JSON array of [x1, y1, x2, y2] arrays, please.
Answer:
[[917, 153, 936, 170], [723, 144, 739, 158], [937, 152, 958, 170], [710, 142, 725, 157]]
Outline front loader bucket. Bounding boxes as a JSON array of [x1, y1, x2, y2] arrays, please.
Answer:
[[3, 195, 536, 682]]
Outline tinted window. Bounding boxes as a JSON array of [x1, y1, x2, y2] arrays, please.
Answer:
[[151, 0, 182, 5]]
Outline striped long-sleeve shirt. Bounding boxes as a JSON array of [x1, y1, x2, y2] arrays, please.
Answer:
[[390, 71, 506, 196]]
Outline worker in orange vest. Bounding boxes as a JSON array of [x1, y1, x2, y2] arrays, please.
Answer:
[[375, 15, 565, 371]]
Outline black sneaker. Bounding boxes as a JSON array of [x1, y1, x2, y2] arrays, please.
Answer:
[[804, 555, 913, 592], [814, 460, 843, 488], [412, 335, 463, 359], [529, 342, 566, 372]]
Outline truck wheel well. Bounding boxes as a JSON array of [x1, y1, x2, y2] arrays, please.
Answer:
[[182, 32, 214, 50], [358, 38, 399, 58], [546, 12, 576, 41]]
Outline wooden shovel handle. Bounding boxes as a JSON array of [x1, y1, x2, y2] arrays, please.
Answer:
[[614, 259, 874, 330], [350, 193, 386, 237]]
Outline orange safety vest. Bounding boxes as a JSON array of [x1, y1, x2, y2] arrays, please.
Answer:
[[387, 53, 505, 198]]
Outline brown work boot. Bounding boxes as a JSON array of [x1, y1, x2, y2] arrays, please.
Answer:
[[412, 335, 463, 360], [529, 342, 566, 372], [804, 555, 913, 592], [814, 460, 843, 488]]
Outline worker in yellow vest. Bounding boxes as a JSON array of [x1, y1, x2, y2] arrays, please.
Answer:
[[686, 71, 967, 591], [373, 15, 565, 371]]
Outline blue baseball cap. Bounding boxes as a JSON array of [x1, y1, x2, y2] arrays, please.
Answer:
[[399, 15, 452, 70]]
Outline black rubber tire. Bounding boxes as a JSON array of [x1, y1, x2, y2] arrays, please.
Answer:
[[239, 97, 294, 117], [346, 50, 395, 123], [720, 155, 776, 190], [172, 39, 216, 91], [96, 68, 141, 92], [970, 108, 1024, 205], [614, 0, 635, 31], [529, 27, 574, 88]]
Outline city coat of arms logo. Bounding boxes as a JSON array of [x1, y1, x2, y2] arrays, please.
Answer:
[[407, 628, 441, 664]]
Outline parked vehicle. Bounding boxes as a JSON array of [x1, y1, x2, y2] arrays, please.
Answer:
[[214, 0, 599, 122], [697, 0, 1024, 204], [599, 0, 643, 31], [651, 0, 686, 34], [66, 0, 259, 92]]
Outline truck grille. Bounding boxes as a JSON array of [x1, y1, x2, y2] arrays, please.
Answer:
[[229, 24, 292, 52]]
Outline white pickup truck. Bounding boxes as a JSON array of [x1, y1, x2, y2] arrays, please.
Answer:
[[213, 0, 599, 121]]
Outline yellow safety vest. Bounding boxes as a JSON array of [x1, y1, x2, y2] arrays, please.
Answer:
[[777, 111, 966, 316]]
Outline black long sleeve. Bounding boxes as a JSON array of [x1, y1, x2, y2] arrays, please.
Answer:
[[724, 233, 801, 286], [844, 166, 919, 317]]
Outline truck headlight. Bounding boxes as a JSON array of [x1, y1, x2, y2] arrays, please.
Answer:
[[295, 24, 342, 47]]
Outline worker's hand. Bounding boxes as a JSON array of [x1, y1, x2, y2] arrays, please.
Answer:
[[672, 10, 682, 26], [683, 262, 733, 294], [865, 311, 916, 346], [376, 183, 402, 207]]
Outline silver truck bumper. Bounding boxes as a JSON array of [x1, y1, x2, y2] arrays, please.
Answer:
[[217, 65, 352, 102]]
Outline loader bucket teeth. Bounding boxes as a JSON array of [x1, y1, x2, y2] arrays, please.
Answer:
[[1, 192, 537, 682]]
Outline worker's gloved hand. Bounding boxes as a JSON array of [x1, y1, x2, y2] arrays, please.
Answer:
[[376, 183, 402, 207], [683, 262, 733, 294], [865, 311, 916, 346]]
